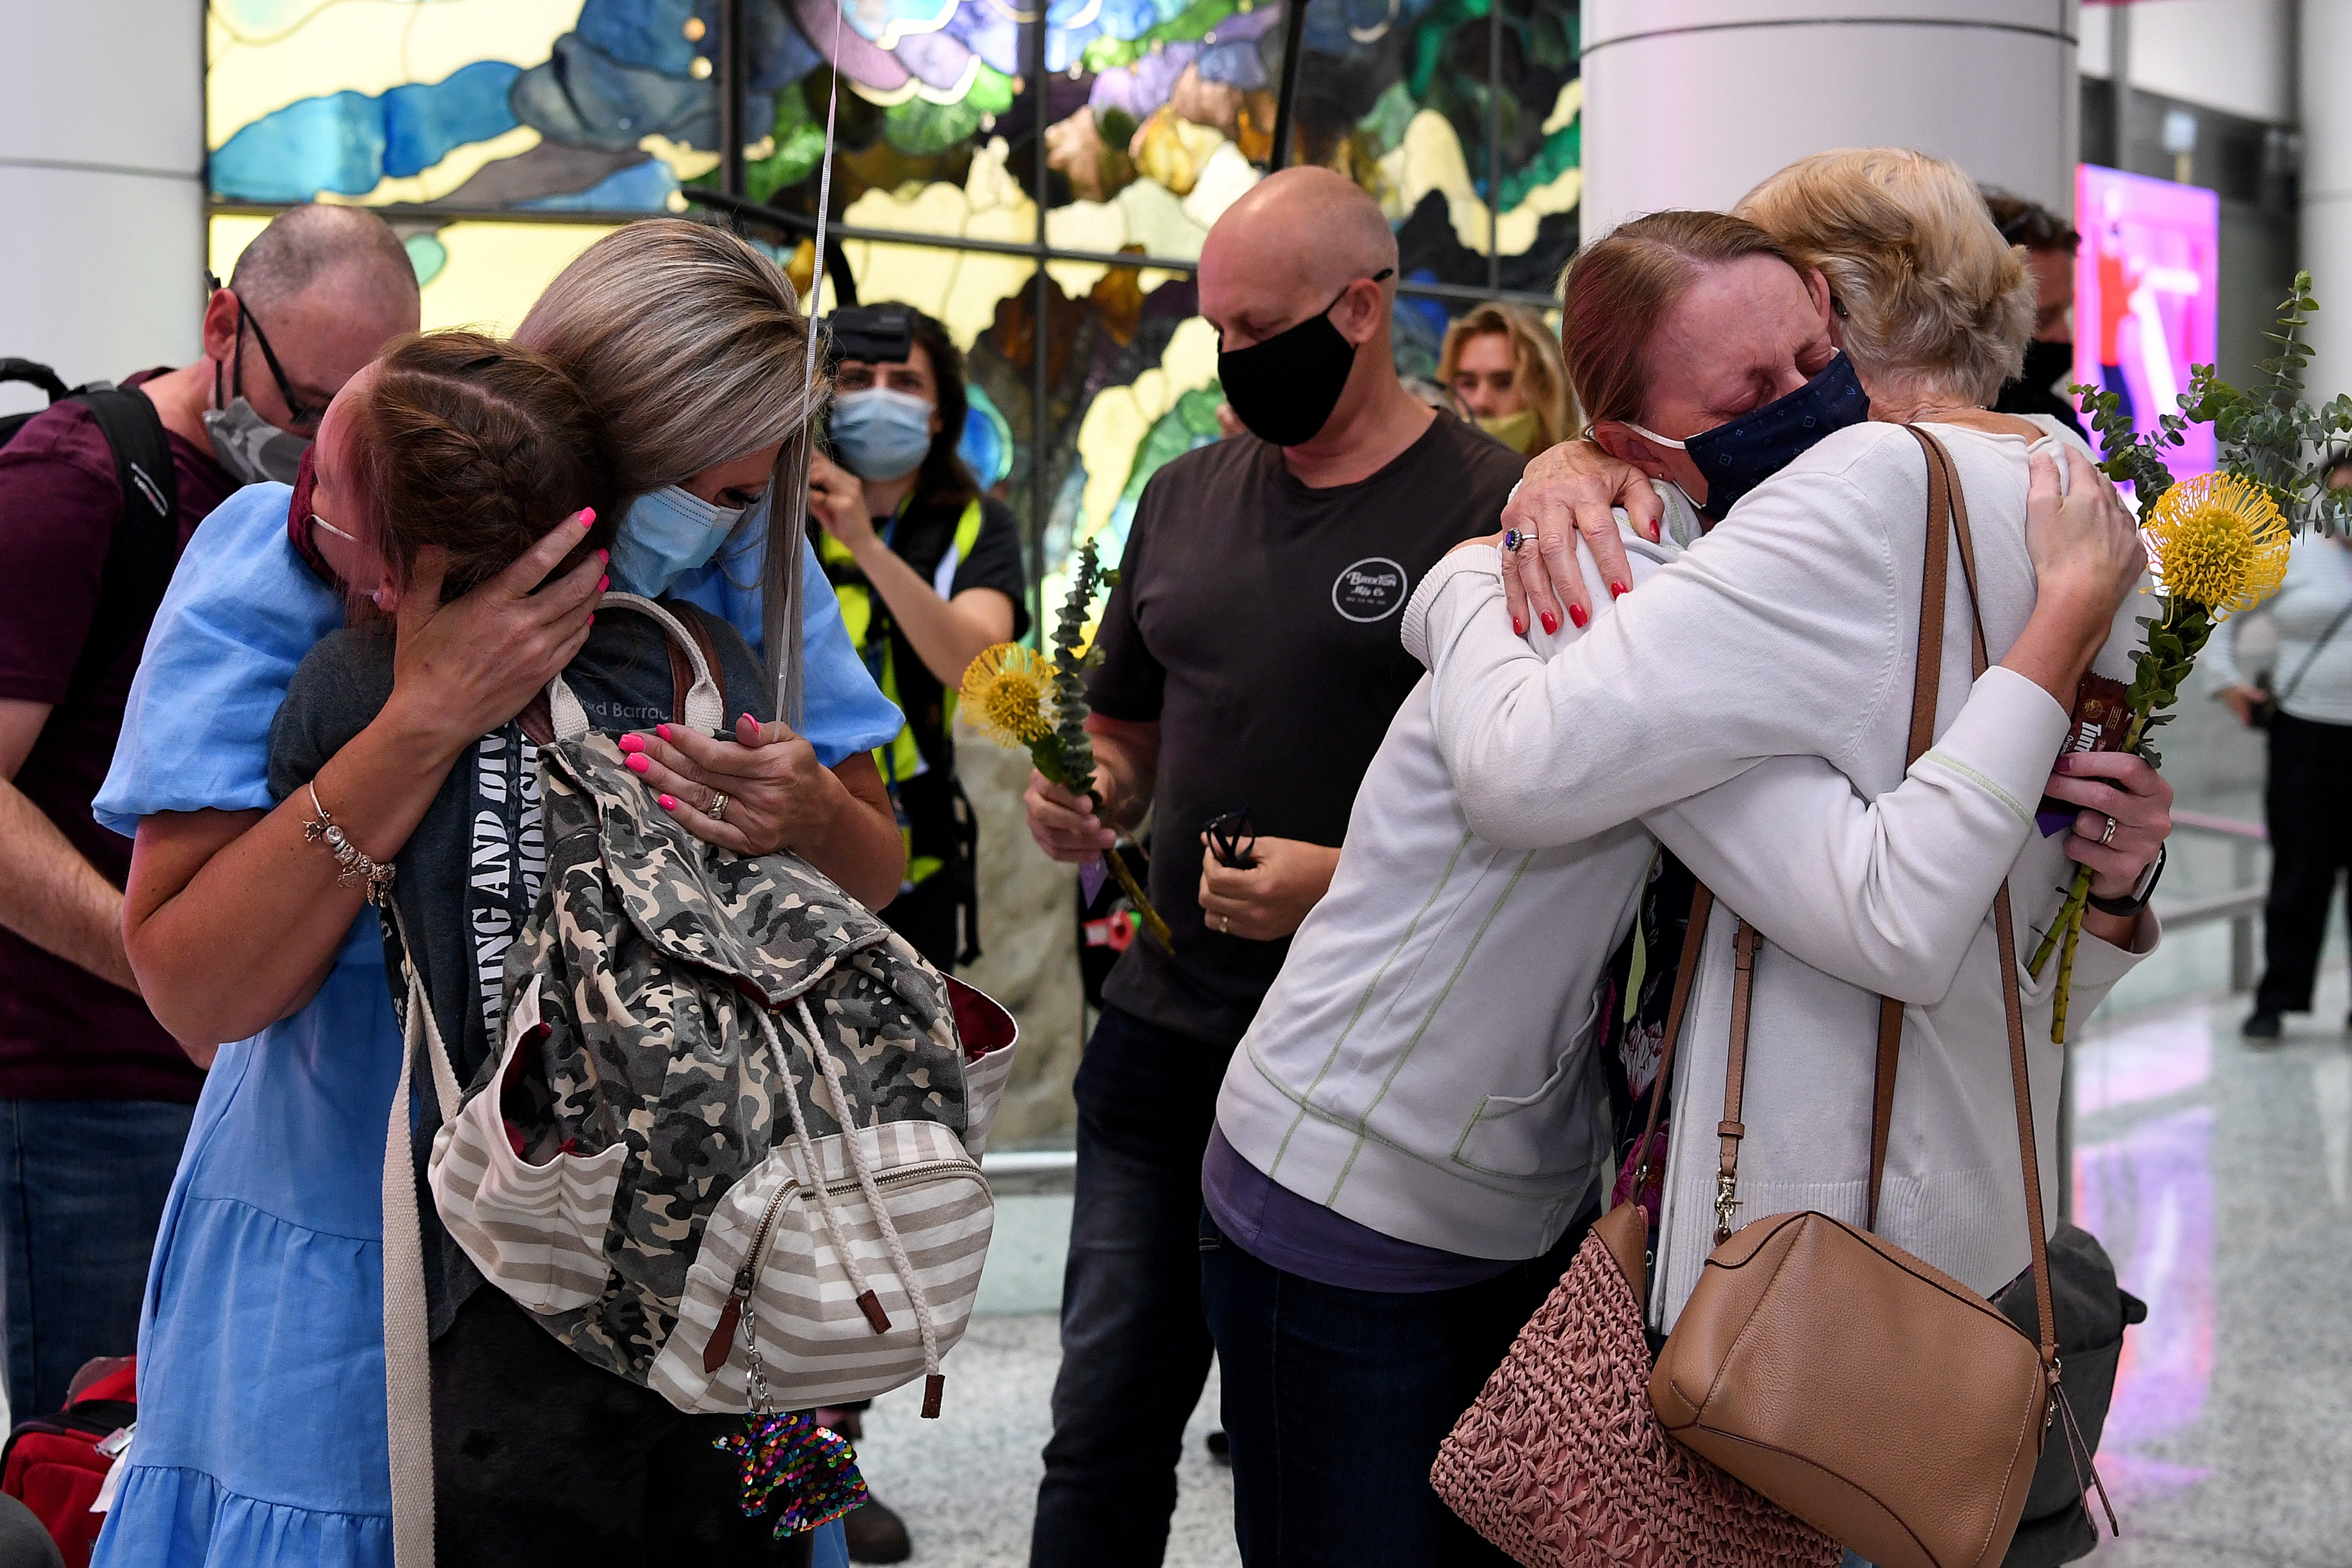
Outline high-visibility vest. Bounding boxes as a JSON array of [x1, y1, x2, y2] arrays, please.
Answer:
[[818, 497, 984, 888]]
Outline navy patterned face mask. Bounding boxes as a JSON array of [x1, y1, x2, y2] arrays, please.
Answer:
[[1629, 351, 1869, 521]]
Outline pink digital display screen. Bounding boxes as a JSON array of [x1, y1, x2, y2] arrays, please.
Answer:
[[2073, 164, 2220, 480]]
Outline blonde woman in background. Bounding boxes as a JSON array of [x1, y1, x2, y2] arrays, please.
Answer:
[[1439, 302, 1574, 455]]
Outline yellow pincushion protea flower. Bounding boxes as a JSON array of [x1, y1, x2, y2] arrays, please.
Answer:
[[2144, 472, 2291, 614], [960, 643, 1056, 746]]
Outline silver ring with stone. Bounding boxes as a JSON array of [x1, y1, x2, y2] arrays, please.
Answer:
[[2098, 815, 2117, 847], [1502, 528, 1533, 552], [708, 791, 730, 823]]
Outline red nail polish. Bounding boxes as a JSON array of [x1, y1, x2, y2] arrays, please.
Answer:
[[1609, 581, 1629, 599], [655, 724, 672, 741], [659, 794, 677, 810], [1540, 610, 1559, 634], [1569, 604, 1589, 629], [1512, 616, 1526, 636], [626, 754, 650, 774]]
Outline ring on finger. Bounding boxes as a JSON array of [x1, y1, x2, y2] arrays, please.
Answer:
[[2098, 815, 2117, 847], [1502, 528, 1534, 552], [708, 791, 730, 823]]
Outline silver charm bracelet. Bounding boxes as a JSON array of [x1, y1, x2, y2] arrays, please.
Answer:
[[304, 782, 397, 907]]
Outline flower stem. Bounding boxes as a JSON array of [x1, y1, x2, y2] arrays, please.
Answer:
[[2027, 867, 2092, 980], [1103, 849, 1173, 953], [2053, 890, 2087, 1044]]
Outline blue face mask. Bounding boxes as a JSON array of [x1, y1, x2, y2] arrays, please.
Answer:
[[611, 485, 746, 597], [1629, 351, 1869, 521], [830, 387, 935, 482]]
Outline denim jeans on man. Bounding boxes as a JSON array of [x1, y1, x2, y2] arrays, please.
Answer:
[[0, 1099, 193, 1415], [1199, 1208, 1591, 1566], [1029, 1005, 1232, 1567]]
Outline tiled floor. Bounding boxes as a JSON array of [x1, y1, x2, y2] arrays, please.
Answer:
[[2078, 969, 2352, 1568], [864, 969, 2352, 1567]]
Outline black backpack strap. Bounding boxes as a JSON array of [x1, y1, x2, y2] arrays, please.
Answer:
[[0, 358, 70, 405], [66, 387, 182, 686]]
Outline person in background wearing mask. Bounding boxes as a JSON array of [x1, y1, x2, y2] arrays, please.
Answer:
[[1983, 188, 2089, 442], [806, 305, 1030, 973], [2211, 449, 2352, 1042], [799, 304, 1028, 1565], [0, 202, 416, 1419], [1437, 301, 1574, 456], [1019, 167, 1526, 1567]]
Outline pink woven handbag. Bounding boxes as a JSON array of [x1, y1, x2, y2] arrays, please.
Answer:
[[1429, 885, 1841, 1568]]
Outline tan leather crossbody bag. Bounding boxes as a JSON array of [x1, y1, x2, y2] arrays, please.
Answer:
[[1645, 427, 2108, 1568]]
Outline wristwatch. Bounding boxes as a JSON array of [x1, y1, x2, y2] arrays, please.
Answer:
[[2087, 843, 2166, 918]]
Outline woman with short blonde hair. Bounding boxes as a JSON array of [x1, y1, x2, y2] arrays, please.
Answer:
[[1736, 147, 2037, 411], [1439, 302, 1575, 454]]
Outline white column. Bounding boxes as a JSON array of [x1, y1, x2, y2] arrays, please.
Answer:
[[2303, 0, 2352, 405], [0, 0, 206, 413], [1581, 0, 2080, 242]]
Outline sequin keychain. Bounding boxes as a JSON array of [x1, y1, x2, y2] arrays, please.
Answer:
[[712, 1288, 871, 1540]]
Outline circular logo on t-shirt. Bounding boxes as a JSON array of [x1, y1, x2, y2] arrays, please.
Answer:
[[1331, 556, 1408, 623]]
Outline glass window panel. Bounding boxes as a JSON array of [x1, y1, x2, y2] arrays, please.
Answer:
[[206, 0, 1576, 606]]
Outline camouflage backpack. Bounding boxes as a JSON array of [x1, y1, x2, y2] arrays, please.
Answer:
[[390, 594, 1016, 1425]]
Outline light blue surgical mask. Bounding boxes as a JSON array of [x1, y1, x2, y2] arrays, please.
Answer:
[[611, 485, 746, 597], [830, 387, 935, 481]]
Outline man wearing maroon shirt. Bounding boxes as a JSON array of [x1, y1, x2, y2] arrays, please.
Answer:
[[0, 203, 417, 1417]]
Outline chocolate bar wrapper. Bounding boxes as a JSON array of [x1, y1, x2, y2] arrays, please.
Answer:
[[2037, 673, 2133, 835]]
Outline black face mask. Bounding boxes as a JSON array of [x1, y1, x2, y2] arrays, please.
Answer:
[[1216, 268, 1393, 447], [2019, 338, 2074, 390], [1638, 352, 1870, 521]]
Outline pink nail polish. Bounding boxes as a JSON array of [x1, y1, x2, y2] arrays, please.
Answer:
[[578, 509, 596, 528], [659, 794, 678, 810], [596, 548, 609, 562], [597, 575, 610, 592], [627, 754, 650, 774], [655, 723, 672, 742], [618, 734, 644, 754], [1540, 610, 1559, 634], [1569, 604, 1589, 629]]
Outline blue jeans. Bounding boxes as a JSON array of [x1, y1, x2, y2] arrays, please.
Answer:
[[1029, 1006, 1232, 1568], [0, 1098, 193, 1416], [1200, 1208, 1592, 1566]]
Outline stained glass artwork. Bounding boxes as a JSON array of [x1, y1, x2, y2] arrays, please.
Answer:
[[206, 0, 1579, 606]]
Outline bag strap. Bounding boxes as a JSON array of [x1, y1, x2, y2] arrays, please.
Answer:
[[1917, 429, 2058, 1377], [1698, 427, 2058, 1380], [1865, 428, 1963, 1226], [1627, 881, 1716, 1218], [69, 387, 182, 689], [545, 592, 725, 740], [381, 911, 464, 1568], [2276, 593, 2352, 709]]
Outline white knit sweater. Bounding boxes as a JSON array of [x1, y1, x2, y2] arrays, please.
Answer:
[[1412, 418, 2158, 1324]]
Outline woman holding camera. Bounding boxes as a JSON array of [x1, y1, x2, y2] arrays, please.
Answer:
[[803, 306, 1031, 972]]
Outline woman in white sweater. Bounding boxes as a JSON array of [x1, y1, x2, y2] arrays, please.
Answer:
[[1201, 179, 2164, 1563], [1421, 150, 2170, 1342], [2210, 515, 2352, 1038]]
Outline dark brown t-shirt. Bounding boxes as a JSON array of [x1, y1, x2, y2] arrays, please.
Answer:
[[1088, 414, 1525, 1048], [0, 372, 235, 1103]]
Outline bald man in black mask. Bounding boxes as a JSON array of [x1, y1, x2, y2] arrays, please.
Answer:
[[1019, 167, 1527, 1566]]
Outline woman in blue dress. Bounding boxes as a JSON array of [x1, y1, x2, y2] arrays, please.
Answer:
[[92, 223, 899, 1568]]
